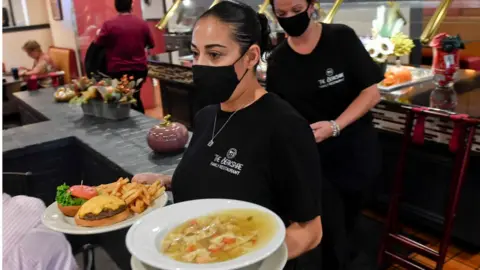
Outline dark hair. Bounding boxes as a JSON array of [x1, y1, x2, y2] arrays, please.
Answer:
[[198, 0, 272, 56], [270, 0, 315, 12], [115, 0, 132, 13]]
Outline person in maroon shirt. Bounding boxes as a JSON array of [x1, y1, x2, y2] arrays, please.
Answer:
[[96, 0, 155, 113]]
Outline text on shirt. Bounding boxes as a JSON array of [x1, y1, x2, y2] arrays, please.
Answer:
[[210, 148, 244, 176], [318, 68, 345, 89]]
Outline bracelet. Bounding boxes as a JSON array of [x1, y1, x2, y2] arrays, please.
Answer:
[[329, 120, 341, 137]]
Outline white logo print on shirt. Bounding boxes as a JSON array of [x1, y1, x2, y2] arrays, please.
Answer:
[[227, 148, 237, 159], [318, 68, 345, 89], [210, 149, 244, 175]]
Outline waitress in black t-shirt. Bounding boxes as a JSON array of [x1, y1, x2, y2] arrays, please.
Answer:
[[135, 1, 323, 269], [267, 0, 383, 269]]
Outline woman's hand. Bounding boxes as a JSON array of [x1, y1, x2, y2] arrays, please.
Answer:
[[310, 121, 333, 143], [285, 216, 323, 259], [132, 173, 172, 189]]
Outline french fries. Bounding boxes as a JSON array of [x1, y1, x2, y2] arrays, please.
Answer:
[[96, 177, 165, 214]]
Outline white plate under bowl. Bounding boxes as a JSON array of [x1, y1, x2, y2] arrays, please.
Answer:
[[126, 199, 286, 270], [130, 243, 287, 270], [41, 193, 168, 235]]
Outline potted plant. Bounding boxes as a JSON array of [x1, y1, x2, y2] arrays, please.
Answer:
[[70, 75, 143, 120]]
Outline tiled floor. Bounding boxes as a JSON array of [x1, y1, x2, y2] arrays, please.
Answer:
[[363, 210, 480, 270]]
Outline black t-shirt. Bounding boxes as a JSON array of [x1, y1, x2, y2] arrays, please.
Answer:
[[266, 23, 383, 189], [172, 93, 322, 269]]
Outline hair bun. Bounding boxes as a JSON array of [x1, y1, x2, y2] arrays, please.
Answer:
[[257, 13, 272, 53]]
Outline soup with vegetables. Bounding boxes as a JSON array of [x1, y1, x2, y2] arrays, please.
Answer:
[[161, 209, 276, 264]]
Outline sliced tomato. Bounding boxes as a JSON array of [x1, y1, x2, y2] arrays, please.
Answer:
[[68, 185, 98, 200]]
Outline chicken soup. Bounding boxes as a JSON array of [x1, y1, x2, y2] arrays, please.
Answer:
[[161, 209, 277, 264]]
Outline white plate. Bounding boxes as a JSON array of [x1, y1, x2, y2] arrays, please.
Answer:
[[126, 199, 286, 270], [41, 193, 168, 235], [130, 243, 288, 270]]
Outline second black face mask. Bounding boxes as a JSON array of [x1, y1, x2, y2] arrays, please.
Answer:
[[193, 61, 248, 106], [277, 9, 310, 37]]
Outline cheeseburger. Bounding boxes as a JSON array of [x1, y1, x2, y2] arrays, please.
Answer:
[[75, 195, 130, 227], [56, 183, 98, 217]]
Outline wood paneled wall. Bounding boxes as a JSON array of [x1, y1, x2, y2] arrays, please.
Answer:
[[423, 8, 480, 57]]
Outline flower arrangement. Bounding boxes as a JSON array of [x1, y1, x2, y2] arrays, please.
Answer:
[[70, 75, 143, 105], [364, 2, 415, 64]]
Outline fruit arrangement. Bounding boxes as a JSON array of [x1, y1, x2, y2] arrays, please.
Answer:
[[54, 86, 76, 102], [72, 76, 96, 92], [70, 75, 142, 105]]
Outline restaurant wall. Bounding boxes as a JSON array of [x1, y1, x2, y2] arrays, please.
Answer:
[[2, 0, 52, 69], [4, 0, 28, 26], [27, 0, 49, 25], [72, 0, 142, 72], [142, 0, 165, 20], [423, 8, 480, 57], [2, 28, 53, 70], [142, 0, 166, 112], [46, 0, 82, 75], [142, 0, 166, 55]]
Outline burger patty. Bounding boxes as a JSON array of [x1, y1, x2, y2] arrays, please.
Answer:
[[82, 205, 127, 220]]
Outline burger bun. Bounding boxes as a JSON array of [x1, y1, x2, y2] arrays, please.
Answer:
[[58, 204, 81, 217]]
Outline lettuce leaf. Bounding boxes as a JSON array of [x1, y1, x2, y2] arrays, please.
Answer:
[[55, 183, 87, 206]]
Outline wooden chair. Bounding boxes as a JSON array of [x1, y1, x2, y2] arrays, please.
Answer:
[[49, 46, 79, 84], [378, 108, 480, 269]]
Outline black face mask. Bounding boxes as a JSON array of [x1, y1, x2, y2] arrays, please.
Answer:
[[193, 55, 249, 106], [277, 8, 311, 37]]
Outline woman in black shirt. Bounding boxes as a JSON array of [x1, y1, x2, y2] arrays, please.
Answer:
[[267, 0, 383, 269], [138, 1, 323, 269]]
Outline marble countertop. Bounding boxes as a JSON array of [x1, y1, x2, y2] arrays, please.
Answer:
[[3, 89, 184, 176]]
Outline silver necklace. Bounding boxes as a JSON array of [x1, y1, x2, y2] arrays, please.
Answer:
[[207, 95, 259, 147], [208, 105, 246, 147]]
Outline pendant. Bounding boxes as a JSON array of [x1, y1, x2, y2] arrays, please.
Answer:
[[207, 140, 214, 147]]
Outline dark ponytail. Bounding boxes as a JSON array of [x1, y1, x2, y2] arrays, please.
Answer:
[[198, 0, 272, 58], [257, 13, 272, 53]]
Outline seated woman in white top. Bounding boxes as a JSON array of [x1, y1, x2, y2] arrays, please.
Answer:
[[20, 40, 57, 88]]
